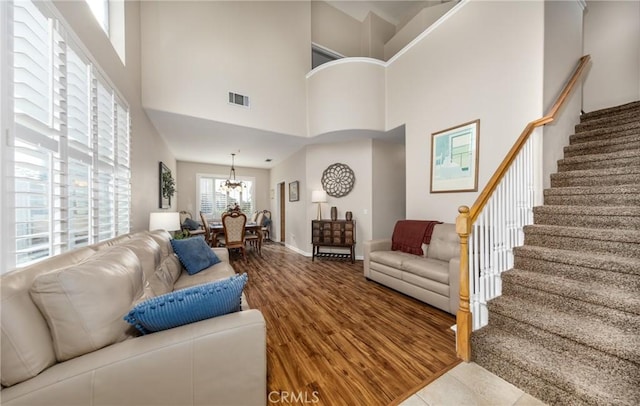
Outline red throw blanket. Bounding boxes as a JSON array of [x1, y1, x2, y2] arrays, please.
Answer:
[[391, 220, 443, 255]]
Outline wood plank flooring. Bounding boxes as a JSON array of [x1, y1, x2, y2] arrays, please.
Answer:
[[232, 242, 459, 406]]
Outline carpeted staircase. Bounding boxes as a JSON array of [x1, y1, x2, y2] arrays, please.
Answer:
[[471, 101, 640, 405]]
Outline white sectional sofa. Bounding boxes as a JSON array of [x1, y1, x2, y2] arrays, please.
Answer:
[[0, 230, 266, 406]]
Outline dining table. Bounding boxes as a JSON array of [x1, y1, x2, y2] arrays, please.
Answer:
[[209, 221, 263, 252]]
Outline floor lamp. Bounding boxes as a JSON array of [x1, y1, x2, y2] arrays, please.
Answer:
[[311, 190, 327, 221]]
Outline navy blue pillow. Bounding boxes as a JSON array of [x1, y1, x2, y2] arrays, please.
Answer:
[[170, 237, 220, 275], [124, 273, 248, 334], [182, 217, 201, 231]]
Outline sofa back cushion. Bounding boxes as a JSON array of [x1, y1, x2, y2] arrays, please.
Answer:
[[148, 230, 174, 259], [148, 254, 182, 296], [0, 247, 96, 387], [125, 235, 162, 293], [427, 224, 460, 262], [29, 246, 145, 362]]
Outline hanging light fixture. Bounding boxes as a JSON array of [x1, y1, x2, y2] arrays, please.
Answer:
[[220, 153, 245, 192]]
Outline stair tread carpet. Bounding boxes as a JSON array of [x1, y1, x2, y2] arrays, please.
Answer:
[[501, 282, 639, 332], [550, 166, 640, 187], [489, 294, 639, 363], [576, 108, 640, 132], [544, 184, 640, 194], [569, 120, 640, 144], [472, 324, 640, 406], [513, 245, 640, 276], [523, 224, 640, 243], [501, 268, 640, 315], [533, 205, 640, 229], [563, 133, 640, 157], [533, 204, 640, 217], [579, 100, 640, 121]]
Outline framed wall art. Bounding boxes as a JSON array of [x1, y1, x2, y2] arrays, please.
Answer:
[[159, 162, 175, 208], [430, 119, 480, 193], [289, 181, 299, 202]]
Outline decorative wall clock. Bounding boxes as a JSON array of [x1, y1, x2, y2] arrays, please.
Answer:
[[321, 163, 355, 198]]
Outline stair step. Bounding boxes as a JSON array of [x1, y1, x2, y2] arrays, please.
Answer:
[[579, 100, 640, 122], [557, 149, 640, 171], [564, 133, 640, 157], [501, 268, 640, 316], [550, 166, 640, 187], [488, 294, 639, 363], [569, 120, 640, 144], [576, 107, 640, 133], [523, 224, 640, 259], [543, 184, 640, 206], [533, 205, 640, 230], [501, 279, 639, 331], [513, 245, 640, 286], [472, 315, 640, 406]]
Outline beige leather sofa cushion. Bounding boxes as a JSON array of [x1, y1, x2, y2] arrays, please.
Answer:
[[1, 247, 96, 387], [149, 254, 182, 295], [148, 230, 174, 258], [428, 224, 460, 262], [29, 246, 144, 362]]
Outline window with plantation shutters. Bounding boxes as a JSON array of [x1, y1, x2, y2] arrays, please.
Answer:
[[196, 174, 256, 220], [3, 0, 131, 271]]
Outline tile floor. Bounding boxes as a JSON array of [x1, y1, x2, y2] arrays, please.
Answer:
[[400, 362, 548, 406]]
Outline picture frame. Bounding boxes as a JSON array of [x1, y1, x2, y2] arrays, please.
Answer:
[[430, 119, 480, 193], [289, 181, 299, 202], [159, 162, 174, 209]]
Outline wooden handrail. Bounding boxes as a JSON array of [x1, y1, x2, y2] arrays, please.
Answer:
[[468, 55, 590, 223], [456, 55, 590, 362]]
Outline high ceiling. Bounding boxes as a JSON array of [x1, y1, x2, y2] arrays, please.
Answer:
[[326, 0, 434, 26], [150, 1, 434, 169]]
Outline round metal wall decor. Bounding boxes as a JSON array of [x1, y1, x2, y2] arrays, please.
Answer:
[[321, 163, 355, 198]]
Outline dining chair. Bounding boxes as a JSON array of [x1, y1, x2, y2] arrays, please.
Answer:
[[261, 210, 271, 241], [222, 211, 248, 261], [199, 211, 216, 247]]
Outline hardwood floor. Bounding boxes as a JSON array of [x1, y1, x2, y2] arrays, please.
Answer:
[[232, 242, 459, 405]]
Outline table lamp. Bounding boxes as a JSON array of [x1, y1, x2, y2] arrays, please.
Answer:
[[149, 212, 181, 236], [311, 190, 327, 221]]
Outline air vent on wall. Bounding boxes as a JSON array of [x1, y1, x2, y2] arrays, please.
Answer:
[[228, 92, 250, 108]]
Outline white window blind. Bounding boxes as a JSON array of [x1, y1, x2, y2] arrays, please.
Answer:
[[4, 0, 130, 271], [197, 174, 255, 220]]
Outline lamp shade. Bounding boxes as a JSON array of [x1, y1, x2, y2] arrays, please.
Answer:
[[311, 190, 327, 203], [149, 212, 181, 232]]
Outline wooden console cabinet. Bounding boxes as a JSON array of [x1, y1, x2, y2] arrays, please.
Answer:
[[312, 220, 356, 263]]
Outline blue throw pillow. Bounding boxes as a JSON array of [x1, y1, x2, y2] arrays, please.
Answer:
[[171, 237, 220, 275], [124, 273, 248, 334], [182, 217, 201, 231]]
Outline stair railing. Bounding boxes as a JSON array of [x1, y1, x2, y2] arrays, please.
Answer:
[[456, 55, 591, 361]]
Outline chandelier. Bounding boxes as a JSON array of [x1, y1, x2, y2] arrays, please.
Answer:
[[220, 153, 245, 192]]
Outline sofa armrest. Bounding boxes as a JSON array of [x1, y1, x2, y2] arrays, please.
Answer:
[[212, 247, 229, 263], [1, 310, 266, 406], [449, 258, 460, 314], [363, 239, 392, 278]]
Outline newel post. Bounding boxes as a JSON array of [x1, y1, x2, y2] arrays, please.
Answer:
[[456, 206, 472, 361]]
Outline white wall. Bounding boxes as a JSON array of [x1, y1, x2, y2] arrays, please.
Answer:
[[361, 12, 396, 61], [176, 161, 270, 219], [52, 0, 174, 233], [307, 59, 386, 136], [312, 1, 362, 57], [384, 1, 457, 61], [542, 1, 584, 189], [306, 140, 373, 258], [372, 139, 406, 239], [583, 1, 640, 112], [269, 148, 307, 251], [140, 1, 310, 138], [387, 0, 545, 223]]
